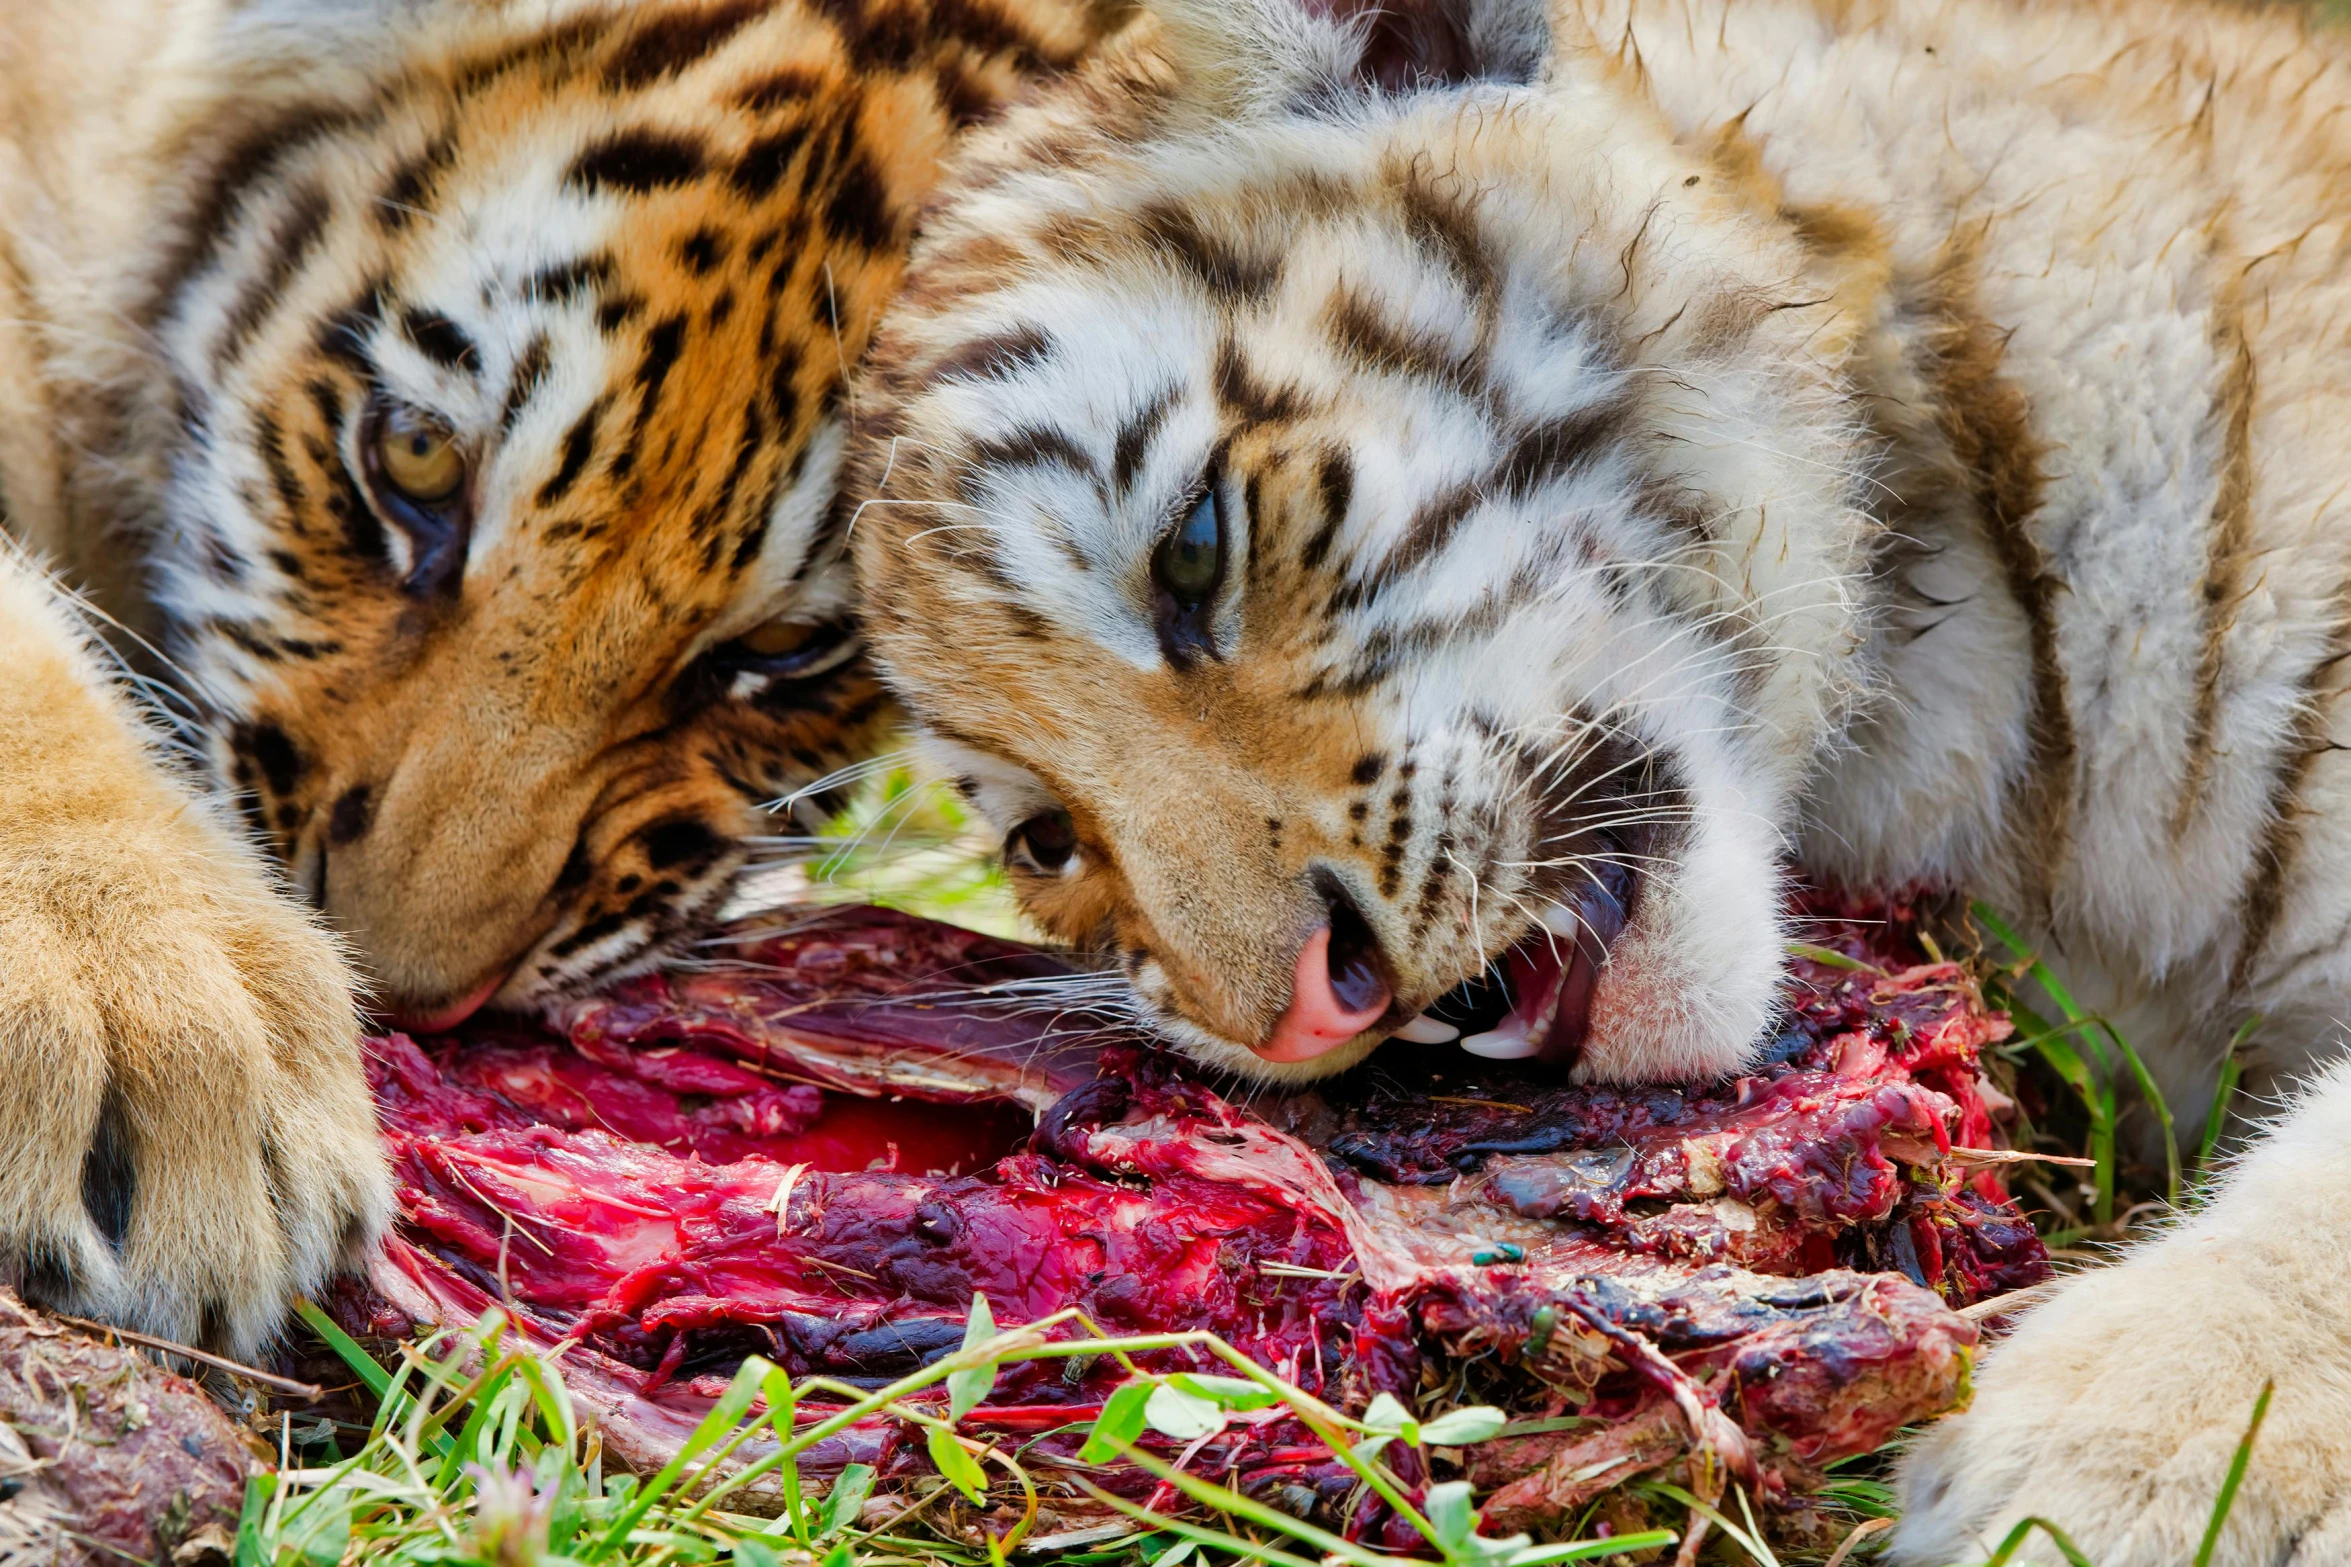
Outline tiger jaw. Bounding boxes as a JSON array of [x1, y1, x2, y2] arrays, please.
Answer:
[[1430, 867, 1634, 1065]]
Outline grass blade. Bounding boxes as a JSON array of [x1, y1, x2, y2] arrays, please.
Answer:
[[2194, 1381, 2274, 1567], [1982, 1516, 2095, 1567]]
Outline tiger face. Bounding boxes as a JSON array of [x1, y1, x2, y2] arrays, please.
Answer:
[[141, 0, 1102, 1025], [852, 0, 1872, 1082]]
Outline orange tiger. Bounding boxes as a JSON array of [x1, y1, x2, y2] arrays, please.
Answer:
[[0, 0, 1106, 1357]]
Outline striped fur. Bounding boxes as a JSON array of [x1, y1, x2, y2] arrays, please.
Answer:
[[0, 0, 1102, 1356], [849, 0, 2351, 1556]]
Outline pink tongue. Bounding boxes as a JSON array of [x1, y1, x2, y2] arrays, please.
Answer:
[[391, 969, 510, 1035], [1258, 925, 1391, 1064]]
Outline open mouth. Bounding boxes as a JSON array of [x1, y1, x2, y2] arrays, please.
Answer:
[[1392, 856, 1636, 1065]]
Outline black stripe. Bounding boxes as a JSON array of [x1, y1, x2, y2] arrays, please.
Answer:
[[677, 228, 729, 275], [145, 102, 367, 328], [1392, 168, 1495, 302], [315, 280, 387, 374], [636, 313, 690, 415], [970, 425, 1096, 477], [1494, 400, 1631, 498], [606, 0, 768, 87], [538, 398, 606, 505], [526, 254, 618, 303], [568, 130, 708, 193], [1324, 286, 1477, 396], [502, 334, 550, 432], [1137, 203, 1279, 299], [376, 130, 456, 229], [1110, 385, 1178, 495], [1301, 448, 1353, 571], [401, 308, 481, 373], [2232, 593, 2351, 987], [1213, 341, 1306, 426], [822, 147, 895, 252], [732, 124, 813, 198], [930, 325, 1056, 388], [212, 183, 332, 369], [695, 400, 766, 542], [736, 67, 825, 112]]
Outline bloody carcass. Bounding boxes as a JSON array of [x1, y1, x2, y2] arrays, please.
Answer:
[[0, 1289, 260, 1567], [341, 901, 2045, 1527]]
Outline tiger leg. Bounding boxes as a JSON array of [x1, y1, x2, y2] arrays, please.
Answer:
[[1893, 1060, 2351, 1566], [0, 547, 388, 1356]]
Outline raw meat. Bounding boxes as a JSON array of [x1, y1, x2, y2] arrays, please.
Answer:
[[0, 1289, 260, 1567], [341, 902, 2046, 1527]]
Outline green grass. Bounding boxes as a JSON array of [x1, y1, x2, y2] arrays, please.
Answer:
[[1966, 902, 2252, 1247], [255, 1298, 1674, 1567]]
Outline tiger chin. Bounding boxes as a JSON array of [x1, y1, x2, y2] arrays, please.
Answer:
[[0, 0, 1109, 1358], [849, 0, 2351, 1558]]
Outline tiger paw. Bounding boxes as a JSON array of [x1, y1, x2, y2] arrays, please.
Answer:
[[1894, 1066, 2351, 1566], [0, 567, 391, 1356], [0, 800, 392, 1358]]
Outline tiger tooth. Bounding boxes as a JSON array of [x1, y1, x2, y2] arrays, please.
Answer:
[[1540, 903, 1585, 940], [1461, 1026, 1540, 1060], [1393, 1012, 1459, 1044]]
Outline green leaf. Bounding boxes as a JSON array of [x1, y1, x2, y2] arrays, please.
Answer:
[[1079, 1381, 1153, 1463], [1418, 1406, 1508, 1447], [277, 1481, 350, 1567], [821, 1542, 857, 1567], [948, 1295, 998, 1421], [1143, 1382, 1226, 1442], [1787, 941, 1875, 973], [1359, 1392, 1412, 1433], [734, 1537, 785, 1567], [815, 1463, 876, 1540], [1147, 1541, 1195, 1567], [232, 1474, 275, 1567], [928, 1425, 989, 1504], [760, 1364, 798, 1431], [1167, 1372, 1278, 1412], [1422, 1481, 1478, 1555]]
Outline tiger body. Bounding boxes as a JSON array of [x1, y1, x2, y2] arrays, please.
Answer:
[[0, 0, 1101, 1359], [850, 0, 2351, 1557]]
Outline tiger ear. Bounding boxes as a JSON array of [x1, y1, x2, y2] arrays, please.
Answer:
[[1148, 0, 1547, 115]]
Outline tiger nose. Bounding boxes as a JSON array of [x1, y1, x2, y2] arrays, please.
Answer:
[[1256, 888, 1392, 1064]]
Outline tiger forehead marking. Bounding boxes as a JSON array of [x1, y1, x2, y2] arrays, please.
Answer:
[[135, 0, 1106, 1018]]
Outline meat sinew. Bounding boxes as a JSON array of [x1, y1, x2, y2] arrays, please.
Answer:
[[341, 901, 2046, 1526]]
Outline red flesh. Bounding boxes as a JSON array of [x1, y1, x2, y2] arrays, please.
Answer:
[[340, 899, 2047, 1523]]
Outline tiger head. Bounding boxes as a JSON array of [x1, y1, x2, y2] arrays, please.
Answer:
[[136, 0, 1103, 1026], [851, 0, 1874, 1083]]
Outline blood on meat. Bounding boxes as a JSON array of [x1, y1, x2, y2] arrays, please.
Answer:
[[341, 898, 2048, 1526]]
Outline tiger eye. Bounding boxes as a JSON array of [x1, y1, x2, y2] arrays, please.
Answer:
[[739, 620, 822, 658], [374, 408, 466, 505], [1155, 488, 1223, 607], [1008, 810, 1079, 875]]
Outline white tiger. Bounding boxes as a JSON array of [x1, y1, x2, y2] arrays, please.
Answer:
[[844, 0, 2351, 1557]]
